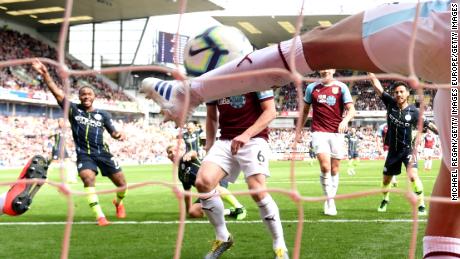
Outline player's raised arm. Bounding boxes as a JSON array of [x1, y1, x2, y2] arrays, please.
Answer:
[[31, 59, 65, 104], [368, 72, 385, 97]]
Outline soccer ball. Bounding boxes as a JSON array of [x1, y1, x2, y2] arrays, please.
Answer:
[[184, 25, 253, 77]]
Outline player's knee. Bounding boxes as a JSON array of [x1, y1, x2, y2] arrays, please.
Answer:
[[79, 174, 95, 186], [188, 206, 204, 218], [331, 165, 340, 173], [382, 176, 392, 185], [195, 177, 213, 193], [250, 192, 267, 202], [112, 174, 127, 188], [319, 165, 330, 173]]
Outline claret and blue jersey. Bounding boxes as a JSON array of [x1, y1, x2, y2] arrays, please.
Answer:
[[304, 80, 353, 133]]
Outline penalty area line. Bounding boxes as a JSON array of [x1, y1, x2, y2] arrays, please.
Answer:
[[0, 218, 426, 226]]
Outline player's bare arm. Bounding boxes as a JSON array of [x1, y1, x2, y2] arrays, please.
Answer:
[[183, 187, 192, 215], [31, 59, 65, 104], [368, 72, 385, 97], [338, 103, 356, 133], [231, 99, 276, 155], [301, 103, 311, 128], [205, 105, 218, 152], [111, 131, 127, 141]]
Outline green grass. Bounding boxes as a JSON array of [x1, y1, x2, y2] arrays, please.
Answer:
[[0, 160, 441, 259]]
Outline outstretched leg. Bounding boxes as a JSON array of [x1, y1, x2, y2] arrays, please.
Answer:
[[140, 13, 380, 125], [2, 155, 48, 216]]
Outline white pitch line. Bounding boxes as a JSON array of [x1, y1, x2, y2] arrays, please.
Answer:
[[76, 179, 434, 187], [0, 218, 426, 226]]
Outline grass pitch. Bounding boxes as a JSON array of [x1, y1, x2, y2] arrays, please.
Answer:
[[0, 160, 441, 259]]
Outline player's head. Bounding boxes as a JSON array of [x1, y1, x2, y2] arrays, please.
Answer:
[[319, 69, 335, 84], [166, 145, 176, 162], [351, 127, 356, 134], [78, 86, 96, 109], [391, 81, 410, 106], [186, 122, 196, 133]]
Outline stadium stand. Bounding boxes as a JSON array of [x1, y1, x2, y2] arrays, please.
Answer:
[[274, 70, 437, 112], [0, 116, 177, 168], [268, 126, 441, 161], [0, 28, 439, 168], [0, 28, 131, 102]]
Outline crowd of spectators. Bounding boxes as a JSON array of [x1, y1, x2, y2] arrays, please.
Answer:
[[274, 70, 436, 113], [0, 28, 131, 103], [0, 114, 442, 167], [268, 126, 442, 161], [269, 128, 312, 154], [0, 115, 177, 168]]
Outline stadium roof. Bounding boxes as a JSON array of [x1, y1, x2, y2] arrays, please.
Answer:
[[0, 1, 354, 56], [213, 14, 348, 49], [0, 0, 223, 28]]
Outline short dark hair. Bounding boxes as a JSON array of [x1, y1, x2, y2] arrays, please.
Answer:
[[78, 85, 96, 95], [166, 145, 174, 153], [391, 81, 410, 92]]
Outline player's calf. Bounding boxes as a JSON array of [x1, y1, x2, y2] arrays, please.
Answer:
[[3, 155, 48, 216]]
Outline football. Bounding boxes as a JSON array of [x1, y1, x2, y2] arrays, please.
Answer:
[[184, 25, 253, 77]]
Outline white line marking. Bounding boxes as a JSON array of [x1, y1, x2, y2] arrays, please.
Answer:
[[0, 218, 426, 226]]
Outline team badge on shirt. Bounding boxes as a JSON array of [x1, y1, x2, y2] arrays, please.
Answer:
[[94, 114, 102, 121], [326, 96, 337, 106], [332, 87, 339, 94], [229, 95, 246, 109], [405, 114, 412, 121]]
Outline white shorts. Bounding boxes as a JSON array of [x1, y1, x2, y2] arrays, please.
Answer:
[[311, 132, 345, 159], [424, 148, 435, 158], [362, 1, 450, 84], [203, 138, 271, 183]]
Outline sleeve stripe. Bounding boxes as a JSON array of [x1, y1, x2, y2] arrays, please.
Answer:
[[257, 90, 274, 100], [304, 82, 318, 104]]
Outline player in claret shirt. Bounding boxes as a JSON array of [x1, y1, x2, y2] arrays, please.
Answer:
[[302, 69, 356, 216], [197, 89, 288, 259], [422, 129, 437, 171]]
